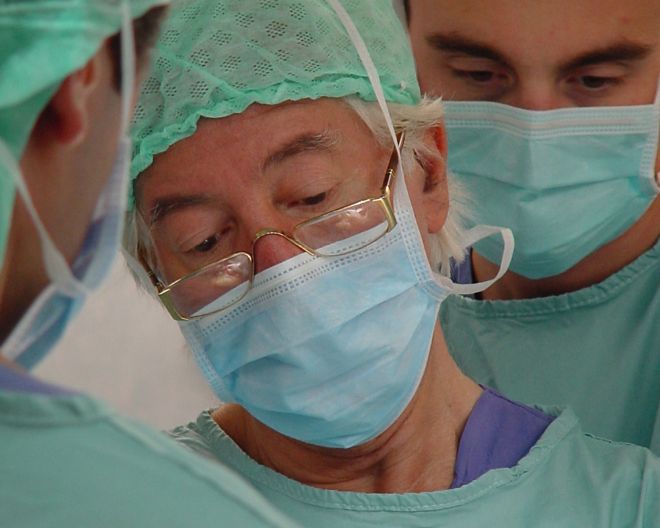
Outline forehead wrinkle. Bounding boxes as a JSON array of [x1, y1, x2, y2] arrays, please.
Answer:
[[263, 129, 341, 171], [149, 194, 216, 226]]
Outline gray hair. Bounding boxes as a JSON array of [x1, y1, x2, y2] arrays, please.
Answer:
[[123, 96, 470, 294], [344, 96, 469, 274]]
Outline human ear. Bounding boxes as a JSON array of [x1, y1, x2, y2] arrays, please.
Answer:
[[421, 125, 449, 235], [32, 54, 103, 147]]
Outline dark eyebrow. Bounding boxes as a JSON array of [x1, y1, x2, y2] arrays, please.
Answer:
[[559, 40, 653, 73], [148, 194, 214, 225], [264, 131, 339, 170], [425, 32, 511, 67]]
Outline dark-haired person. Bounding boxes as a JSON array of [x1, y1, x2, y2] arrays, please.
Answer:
[[0, 2, 296, 526], [405, 0, 660, 453]]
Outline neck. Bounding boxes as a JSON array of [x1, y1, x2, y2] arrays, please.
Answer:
[[475, 197, 660, 300], [213, 326, 481, 493], [0, 201, 49, 343]]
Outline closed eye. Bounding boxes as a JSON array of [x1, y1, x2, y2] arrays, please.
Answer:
[[192, 234, 220, 253], [293, 191, 328, 207], [452, 68, 497, 83]]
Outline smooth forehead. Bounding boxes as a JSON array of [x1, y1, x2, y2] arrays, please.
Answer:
[[409, 0, 660, 64]]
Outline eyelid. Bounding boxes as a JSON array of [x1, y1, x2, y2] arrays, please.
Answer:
[[571, 62, 630, 76], [286, 184, 337, 211], [155, 207, 231, 253], [176, 229, 219, 254]]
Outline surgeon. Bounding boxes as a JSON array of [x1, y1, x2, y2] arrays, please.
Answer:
[[0, 1, 298, 526], [404, 0, 660, 452], [124, 1, 660, 526]]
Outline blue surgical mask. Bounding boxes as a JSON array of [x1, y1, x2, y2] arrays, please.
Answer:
[[175, 0, 513, 449], [181, 162, 513, 449], [443, 86, 660, 279], [1, 3, 136, 369]]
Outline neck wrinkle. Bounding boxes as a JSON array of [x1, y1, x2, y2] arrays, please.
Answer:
[[213, 325, 481, 494]]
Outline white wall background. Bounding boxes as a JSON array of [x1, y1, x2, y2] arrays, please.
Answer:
[[35, 257, 219, 430]]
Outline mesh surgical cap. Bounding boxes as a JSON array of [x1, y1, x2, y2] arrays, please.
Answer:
[[129, 0, 421, 206], [0, 0, 168, 263]]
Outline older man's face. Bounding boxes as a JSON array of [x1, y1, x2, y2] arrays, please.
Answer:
[[136, 98, 446, 297]]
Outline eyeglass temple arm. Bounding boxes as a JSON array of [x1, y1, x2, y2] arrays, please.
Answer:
[[381, 132, 405, 190]]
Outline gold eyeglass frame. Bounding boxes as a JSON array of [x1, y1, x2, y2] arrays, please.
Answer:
[[144, 132, 405, 321]]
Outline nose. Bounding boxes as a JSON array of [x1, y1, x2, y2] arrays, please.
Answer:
[[506, 80, 570, 111], [253, 231, 305, 274]]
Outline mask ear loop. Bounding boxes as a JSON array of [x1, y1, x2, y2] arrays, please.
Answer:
[[119, 0, 135, 140], [325, 0, 400, 158], [326, 0, 514, 297], [0, 138, 87, 297], [106, 0, 135, 237]]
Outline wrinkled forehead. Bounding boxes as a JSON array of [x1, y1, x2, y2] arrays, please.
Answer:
[[409, 0, 660, 67], [134, 97, 381, 211]]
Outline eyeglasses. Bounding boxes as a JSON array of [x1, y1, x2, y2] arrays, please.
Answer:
[[144, 133, 404, 321]]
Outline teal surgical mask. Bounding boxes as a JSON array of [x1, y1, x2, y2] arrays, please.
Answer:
[[443, 85, 660, 279], [0, 3, 136, 368]]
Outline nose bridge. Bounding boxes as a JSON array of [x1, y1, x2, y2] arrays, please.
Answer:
[[508, 76, 569, 111], [252, 229, 309, 274]]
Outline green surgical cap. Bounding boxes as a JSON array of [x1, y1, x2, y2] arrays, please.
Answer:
[[0, 0, 168, 265], [130, 0, 421, 204]]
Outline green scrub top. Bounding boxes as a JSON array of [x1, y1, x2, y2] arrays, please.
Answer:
[[0, 389, 298, 527], [441, 239, 660, 453], [170, 408, 660, 528]]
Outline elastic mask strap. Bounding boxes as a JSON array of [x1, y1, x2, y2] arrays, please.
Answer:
[[327, 1, 514, 297], [119, 0, 135, 139], [326, 0, 400, 159], [0, 139, 86, 297], [434, 225, 515, 296]]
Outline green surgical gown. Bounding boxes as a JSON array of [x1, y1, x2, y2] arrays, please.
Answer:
[[170, 408, 660, 528], [441, 239, 659, 453], [0, 389, 297, 527]]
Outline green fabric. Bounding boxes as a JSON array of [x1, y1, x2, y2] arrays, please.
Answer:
[[0, 0, 167, 267], [0, 389, 298, 527], [129, 0, 421, 205], [170, 408, 660, 527], [0, 0, 166, 154], [441, 239, 660, 454]]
